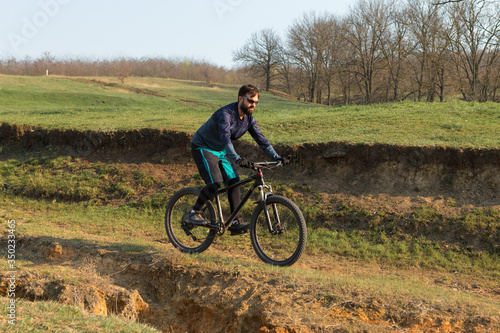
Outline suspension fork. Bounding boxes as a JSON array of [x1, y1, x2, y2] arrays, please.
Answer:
[[259, 185, 281, 234]]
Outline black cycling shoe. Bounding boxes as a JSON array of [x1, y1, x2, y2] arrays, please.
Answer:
[[183, 211, 209, 226], [228, 219, 249, 236]]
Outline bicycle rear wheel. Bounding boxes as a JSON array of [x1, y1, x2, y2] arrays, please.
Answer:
[[250, 195, 307, 266], [165, 187, 216, 253]]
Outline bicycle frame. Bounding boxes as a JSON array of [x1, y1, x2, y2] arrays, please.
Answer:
[[212, 163, 277, 233], [165, 158, 306, 266]]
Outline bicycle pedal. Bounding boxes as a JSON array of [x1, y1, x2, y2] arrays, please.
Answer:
[[207, 223, 221, 231]]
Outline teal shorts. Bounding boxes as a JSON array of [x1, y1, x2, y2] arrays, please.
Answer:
[[191, 146, 239, 185]]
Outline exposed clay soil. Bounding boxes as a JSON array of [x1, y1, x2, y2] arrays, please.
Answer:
[[2, 235, 499, 333], [1, 123, 498, 208], [1, 123, 499, 332]]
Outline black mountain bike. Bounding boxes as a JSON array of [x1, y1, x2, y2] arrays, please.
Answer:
[[164, 161, 307, 266]]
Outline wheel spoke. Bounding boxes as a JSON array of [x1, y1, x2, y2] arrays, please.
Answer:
[[250, 196, 307, 266], [165, 188, 216, 253]]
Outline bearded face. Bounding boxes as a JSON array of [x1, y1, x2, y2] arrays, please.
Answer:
[[239, 95, 259, 116], [241, 103, 254, 115]]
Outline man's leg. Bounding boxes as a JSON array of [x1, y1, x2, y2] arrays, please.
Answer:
[[218, 156, 241, 216], [193, 182, 220, 212], [188, 148, 224, 224], [226, 177, 241, 216], [219, 157, 249, 235]]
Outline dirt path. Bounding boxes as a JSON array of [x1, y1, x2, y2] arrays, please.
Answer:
[[1, 124, 499, 331], [2, 234, 498, 333]]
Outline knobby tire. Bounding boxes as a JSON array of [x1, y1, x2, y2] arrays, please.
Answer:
[[250, 195, 307, 266], [165, 187, 216, 253]]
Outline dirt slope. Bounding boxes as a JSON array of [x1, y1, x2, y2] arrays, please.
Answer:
[[1, 123, 499, 332], [2, 236, 498, 333], [1, 123, 499, 207]]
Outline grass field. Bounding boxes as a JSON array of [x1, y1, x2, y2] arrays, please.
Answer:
[[0, 297, 158, 332], [0, 74, 499, 148], [2, 155, 498, 274], [1, 75, 499, 331], [1, 153, 499, 331]]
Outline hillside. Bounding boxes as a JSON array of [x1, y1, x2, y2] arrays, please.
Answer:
[[1, 124, 499, 332], [0, 76, 499, 332]]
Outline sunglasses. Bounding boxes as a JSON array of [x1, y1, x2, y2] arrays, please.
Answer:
[[241, 96, 259, 105]]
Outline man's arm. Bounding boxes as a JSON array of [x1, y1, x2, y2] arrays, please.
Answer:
[[223, 142, 242, 164], [247, 117, 280, 160]]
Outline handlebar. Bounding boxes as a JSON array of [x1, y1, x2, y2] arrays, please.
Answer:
[[252, 161, 281, 168], [240, 156, 291, 170], [251, 161, 281, 170]]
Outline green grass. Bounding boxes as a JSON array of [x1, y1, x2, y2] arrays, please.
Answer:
[[1, 153, 498, 276], [1, 151, 498, 330], [2, 192, 499, 328], [1, 75, 499, 148], [307, 228, 500, 274], [0, 154, 177, 207], [1, 75, 499, 330], [260, 101, 500, 148], [0, 297, 159, 332]]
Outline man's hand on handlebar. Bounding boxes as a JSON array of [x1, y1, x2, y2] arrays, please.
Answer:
[[277, 155, 291, 166], [237, 158, 253, 168]]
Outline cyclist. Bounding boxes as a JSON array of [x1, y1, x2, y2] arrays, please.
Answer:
[[185, 84, 288, 235]]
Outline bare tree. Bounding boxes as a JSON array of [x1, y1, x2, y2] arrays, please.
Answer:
[[344, 0, 392, 103], [433, 0, 464, 5], [233, 28, 283, 91], [445, 0, 500, 101], [403, 0, 446, 101], [315, 15, 346, 105], [287, 12, 327, 102], [0, 55, 241, 84], [33, 51, 55, 76], [275, 47, 295, 95], [381, 4, 414, 101], [115, 58, 132, 83]]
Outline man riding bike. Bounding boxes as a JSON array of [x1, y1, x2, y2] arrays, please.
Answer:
[[185, 84, 288, 235]]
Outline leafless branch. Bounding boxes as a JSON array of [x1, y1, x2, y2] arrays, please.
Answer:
[[432, 0, 463, 6]]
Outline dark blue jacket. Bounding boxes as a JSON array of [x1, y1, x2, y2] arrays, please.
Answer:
[[191, 102, 278, 162]]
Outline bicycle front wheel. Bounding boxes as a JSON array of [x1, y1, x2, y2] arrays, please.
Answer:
[[165, 187, 216, 253], [250, 195, 307, 266]]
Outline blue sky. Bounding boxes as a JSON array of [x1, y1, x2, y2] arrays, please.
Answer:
[[1, 0, 350, 68]]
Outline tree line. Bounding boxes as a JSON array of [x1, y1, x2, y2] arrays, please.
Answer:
[[1, 0, 498, 105], [0, 53, 245, 85], [233, 0, 500, 104]]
